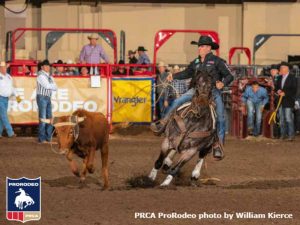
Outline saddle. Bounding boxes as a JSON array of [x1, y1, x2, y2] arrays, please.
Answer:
[[171, 102, 217, 151]]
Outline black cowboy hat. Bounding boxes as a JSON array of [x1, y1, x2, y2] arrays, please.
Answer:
[[279, 61, 292, 69], [137, 46, 147, 51], [191, 36, 219, 50], [270, 64, 279, 70], [41, 59, 51, 66]]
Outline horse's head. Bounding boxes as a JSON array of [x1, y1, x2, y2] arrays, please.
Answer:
[[192, 70, 213, 106]]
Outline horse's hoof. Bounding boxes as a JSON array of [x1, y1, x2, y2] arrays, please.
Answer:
[[160, 175, 173, 186], [148, 168, 158, 181]]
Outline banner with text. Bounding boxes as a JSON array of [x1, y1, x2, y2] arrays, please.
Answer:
[[112, 78, 154, 123], [8, 77, 107, 124]]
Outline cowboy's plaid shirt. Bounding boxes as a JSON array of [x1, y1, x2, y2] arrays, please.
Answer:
[[164, 79, 191, 100]]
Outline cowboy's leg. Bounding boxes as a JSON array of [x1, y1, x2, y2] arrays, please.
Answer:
[[45, 97, 54, 141], [255, 103, 263, 136], [285, 108, 295, 139], [158, 95, 165, 119], [165, 88, 195, 117], [0, 96, 14, 137], [213, 89, 225, 144], [150, 89, 194, 135], [160, 147, 197, 186], [279, 107, 287, 138], [36, 95, 48, 142], [246, 100, 255, 134]]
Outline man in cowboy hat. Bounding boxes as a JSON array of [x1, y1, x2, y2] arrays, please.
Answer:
[[0, 61, 21, 138], [136, 46, 151, 65], [156, 61, 169, 118], [275, 61, 297, 141], [79, 33, 110, 66], [128, 50, 138, 64], [36, 59, 57, 143], [150, 35, 234, 160]]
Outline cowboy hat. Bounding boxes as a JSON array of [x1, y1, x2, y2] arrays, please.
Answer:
[[137, 46, 147, 51], [191, 36, 219, 50], [270, 64, 279, 70], [41, 59, 51, 66], [173, 65, 180, 70], [157, 61, 168, 67], [88, 33, 100, 40], [0, 61, 6, 67]]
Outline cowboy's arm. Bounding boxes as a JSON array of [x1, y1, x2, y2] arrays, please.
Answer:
[[37, 75, 57, 91], [99, 46, 110, 63], [218, 59, 234, 86], [79, 46, 86, 63], [173, 62, 194, 80]]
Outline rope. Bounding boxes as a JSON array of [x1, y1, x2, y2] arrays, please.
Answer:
[[49, 129, 64, 155], [268, 95, 283, 125]]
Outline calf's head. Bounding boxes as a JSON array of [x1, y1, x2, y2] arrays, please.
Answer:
[[41, 115, 85, 154]]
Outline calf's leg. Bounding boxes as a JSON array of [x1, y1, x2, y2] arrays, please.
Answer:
[[66, 151, 80, 177]]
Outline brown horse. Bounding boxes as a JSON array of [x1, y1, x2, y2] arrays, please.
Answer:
[[149, 70, 218, 186]]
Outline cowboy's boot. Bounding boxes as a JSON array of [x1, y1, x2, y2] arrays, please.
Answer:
[[212, 142, 224, 160], [150, 118, 168, 136]]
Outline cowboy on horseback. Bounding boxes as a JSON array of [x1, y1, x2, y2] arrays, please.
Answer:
[[150, 35, 234, 160]]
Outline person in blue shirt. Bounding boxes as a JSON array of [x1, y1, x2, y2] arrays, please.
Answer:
[[242, 81, 269, 136]]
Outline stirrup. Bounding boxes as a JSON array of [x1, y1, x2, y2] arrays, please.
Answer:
[[212, 142, 225, 160]]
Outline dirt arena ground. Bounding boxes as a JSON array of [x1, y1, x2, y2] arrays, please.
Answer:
[[0, 127, 300, 225]]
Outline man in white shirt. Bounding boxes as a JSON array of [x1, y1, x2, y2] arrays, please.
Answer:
[[36, 59, 57, 143], [0, 61, 21, 138]]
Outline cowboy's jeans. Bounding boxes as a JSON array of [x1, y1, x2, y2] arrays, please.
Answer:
[[279, 107, 295, 138], [0, 96, 14, 137], [163, 88, 226, 144], [36, 95, 53, 142], [213, 89, 225, 144], [246, 100, 263, 136], [164, 88, 195, 116]]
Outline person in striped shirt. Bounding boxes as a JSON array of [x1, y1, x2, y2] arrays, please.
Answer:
[[36, 59, 57, 143]]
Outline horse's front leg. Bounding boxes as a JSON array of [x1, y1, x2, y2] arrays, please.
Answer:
[[66, 151, 80, 177], [160, 147, 197, 186], [162, 149, 177, 172], [191, 146, 211, 180], [149, 138, 172, 181]]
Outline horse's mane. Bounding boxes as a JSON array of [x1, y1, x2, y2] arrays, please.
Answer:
[[191, 70, 213, 108]]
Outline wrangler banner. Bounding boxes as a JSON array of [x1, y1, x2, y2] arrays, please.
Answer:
[[8, 76, 108, 124], [112, 78, 154, 123]]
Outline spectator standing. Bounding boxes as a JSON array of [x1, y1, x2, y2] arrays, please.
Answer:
[[276, 62, 297, 141], [36, 60, 57, 143], [0, 61, 21, 138], [136, 46, 151, 65], [164, 78, 190, 115], [128, 50, 138, 64], [242, 81, 269, 136], [79, 33, 110, 75], [156, 62, 169, 118]]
